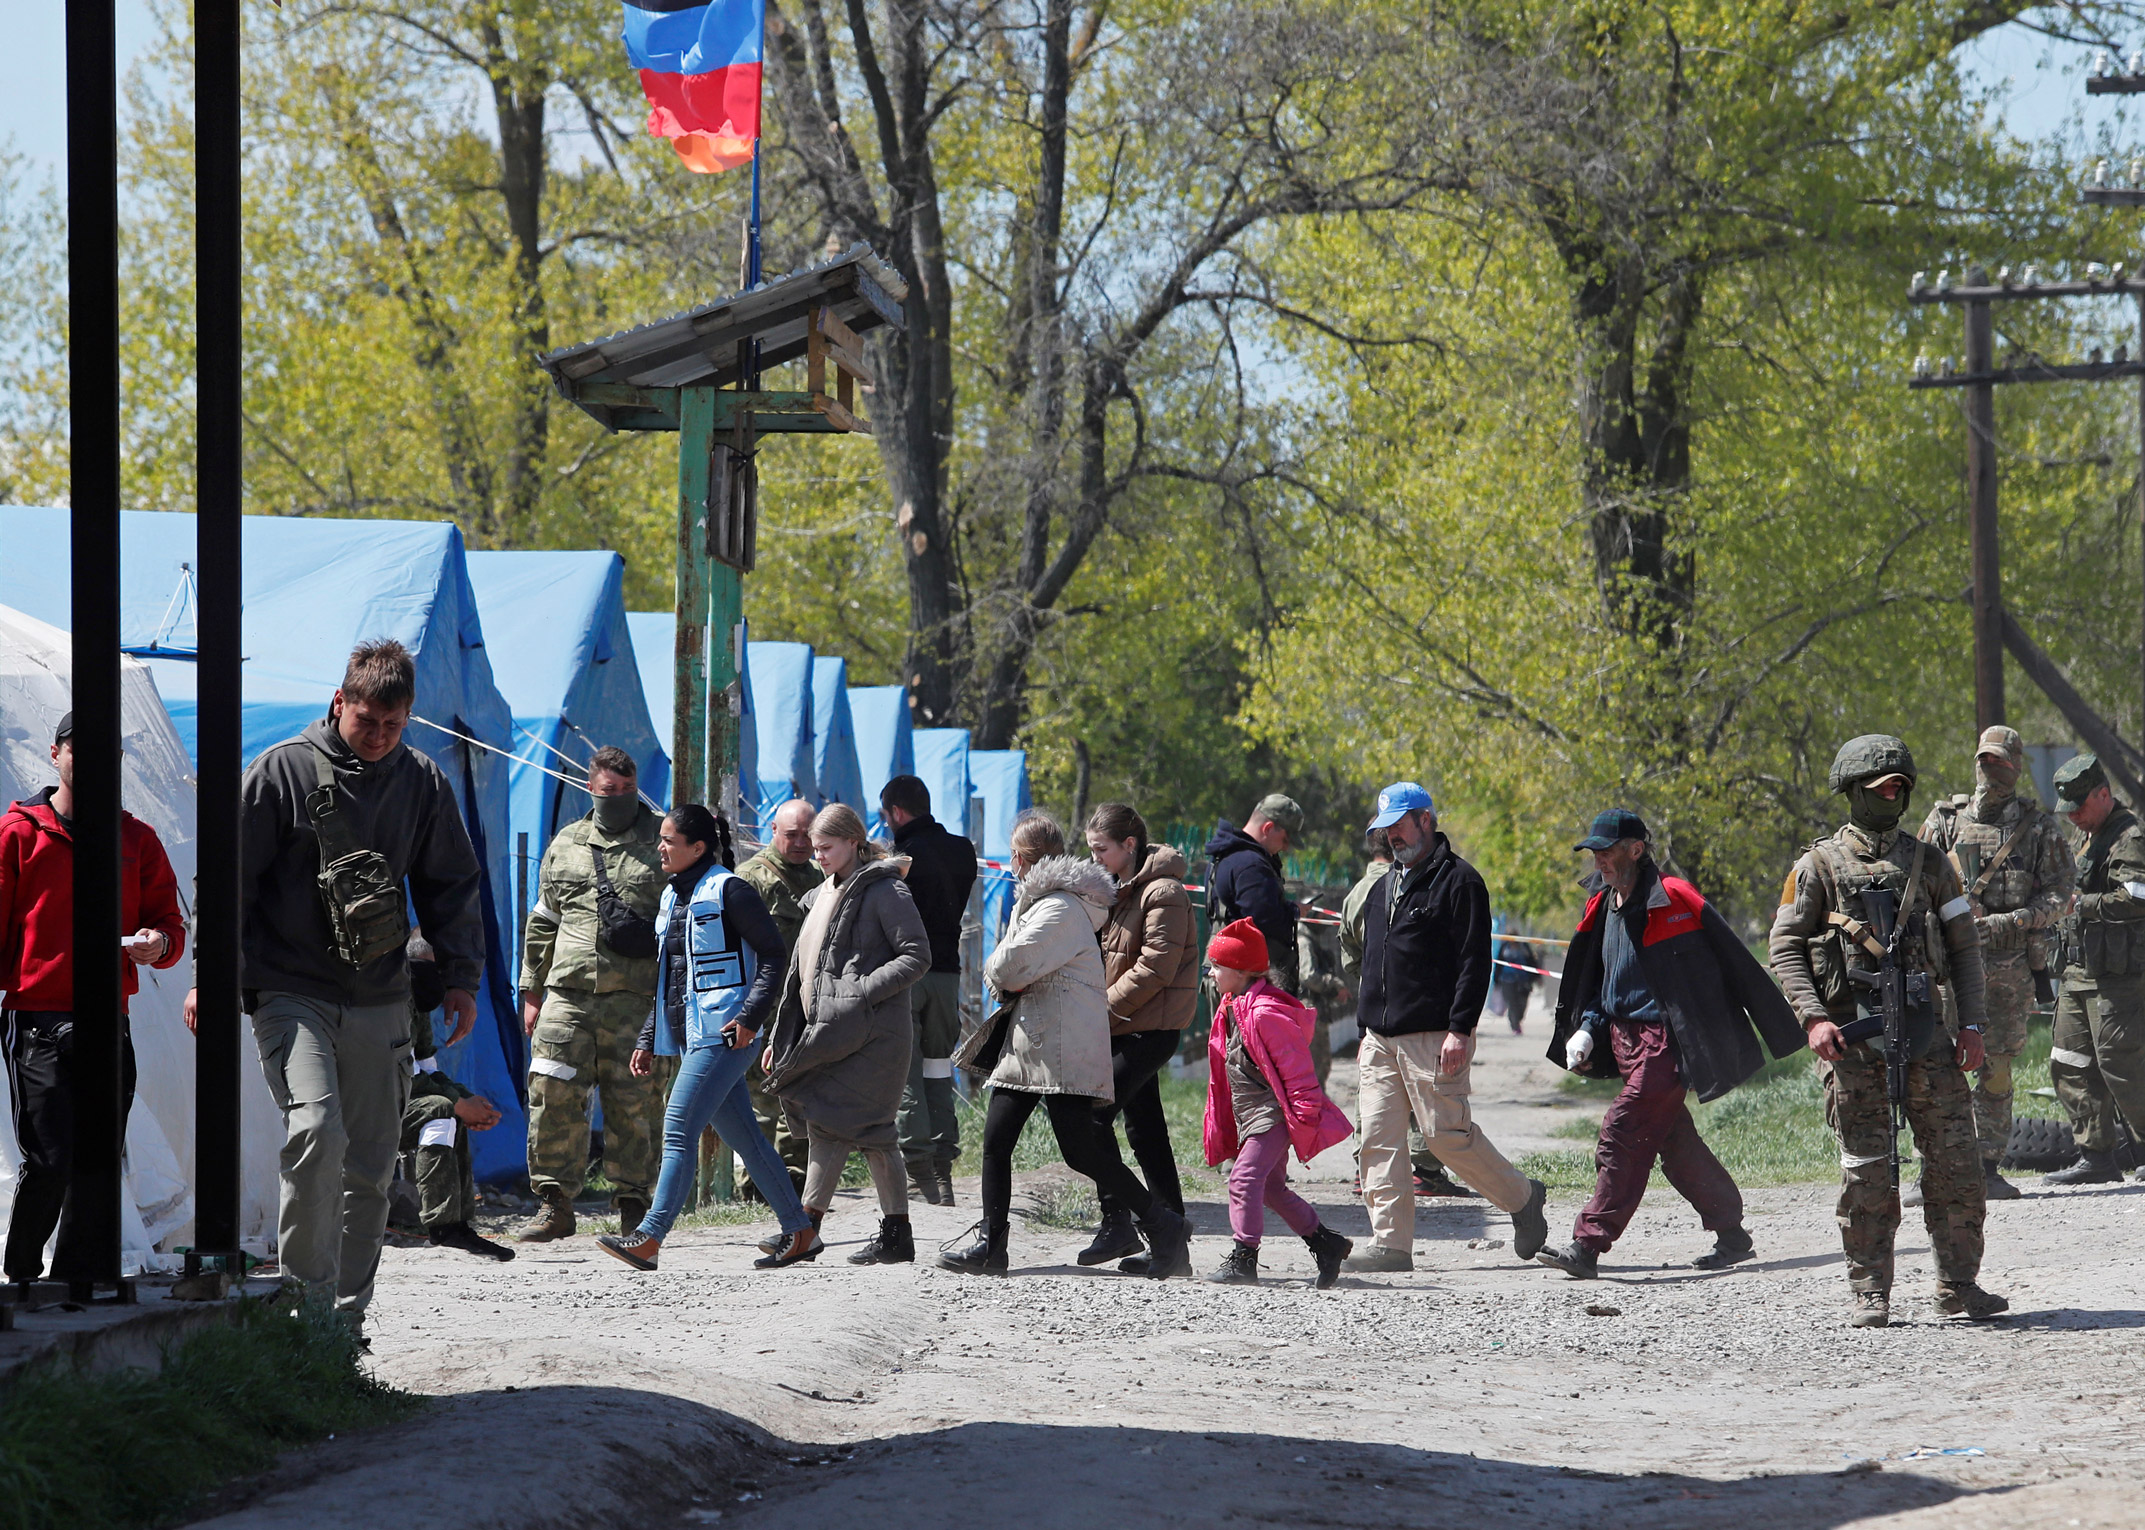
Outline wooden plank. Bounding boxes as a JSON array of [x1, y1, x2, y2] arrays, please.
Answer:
[[573, 381, 681, 420], [807, 307, 826, 397], [812, 391, 871, 434], [673, 387, 715, 806]]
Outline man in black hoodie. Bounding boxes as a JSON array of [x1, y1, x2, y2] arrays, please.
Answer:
[[1205, 793, 1303, 993], [884, 774, 976, 1205], [239, 640, 487, 1332]]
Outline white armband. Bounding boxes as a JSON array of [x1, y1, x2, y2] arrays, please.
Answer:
[[1937, 895, 1973, 922], [2125, 881, 2145, 902]]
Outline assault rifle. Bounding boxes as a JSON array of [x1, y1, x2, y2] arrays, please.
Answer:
[[1844, 885, 1910, 1190]]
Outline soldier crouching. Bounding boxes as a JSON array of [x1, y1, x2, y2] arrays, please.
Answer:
[[1769, 734, 2008, 1328]]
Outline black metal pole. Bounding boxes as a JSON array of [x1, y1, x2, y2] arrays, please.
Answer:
[[192, 0, 244, 1269], [66, 0, 125, 1296]]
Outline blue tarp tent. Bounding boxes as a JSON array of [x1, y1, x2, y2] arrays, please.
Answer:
[[809, 655, 864, 814], [912, 728, 975, 841], [968, 749, 1031, 956], [624, 610, 759, 824], [747, 640, 816, 824], [0, 507, 530, 1179], [848, 685, 913, 839], [467, 550, 669, 869]]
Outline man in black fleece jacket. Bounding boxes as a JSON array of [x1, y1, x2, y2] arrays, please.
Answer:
[[239, 640, 487, 1330], [883, 774, 976, 1203], [1345, 781, 1547, 1275]]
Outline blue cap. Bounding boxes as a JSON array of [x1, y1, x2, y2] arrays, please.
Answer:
[[1368, 781, 1435, 830], [1574, 808, 1649, 851]]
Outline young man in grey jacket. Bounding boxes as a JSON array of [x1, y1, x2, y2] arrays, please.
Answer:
[[239, 639, 487, 1332]]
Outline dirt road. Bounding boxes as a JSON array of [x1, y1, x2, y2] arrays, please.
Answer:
[[189, 1026, 2145, 1529]]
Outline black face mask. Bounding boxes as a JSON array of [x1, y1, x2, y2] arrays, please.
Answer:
[[1848, 783, 1910, 835]]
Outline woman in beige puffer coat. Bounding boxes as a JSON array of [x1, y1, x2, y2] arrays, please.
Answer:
[[939, 812, 1192, 1279]]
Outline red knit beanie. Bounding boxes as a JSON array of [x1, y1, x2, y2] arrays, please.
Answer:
[[1206, 917, 1269, 974]]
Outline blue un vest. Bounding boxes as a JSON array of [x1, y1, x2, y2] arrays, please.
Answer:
[[652, 865, 757, 1055]]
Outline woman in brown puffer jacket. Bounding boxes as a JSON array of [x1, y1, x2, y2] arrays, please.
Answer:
[[1076, 802, 1200, 1271]]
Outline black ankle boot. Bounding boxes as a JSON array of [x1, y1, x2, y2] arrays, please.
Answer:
[[1077, 1209, 1144, 1267], [1205, 1239, 1259, 1284], [1304, 1224, 1353, 1289], [848, 1215, 916, 1265], [1137, 1204, 1191, 1280], [936, 1219, 1009, 1276]]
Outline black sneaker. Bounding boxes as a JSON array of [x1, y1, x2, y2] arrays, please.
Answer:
[[427, 1222, 516, 1262]]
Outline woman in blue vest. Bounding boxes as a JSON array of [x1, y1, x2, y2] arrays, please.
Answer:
[[597, 804, 822, 1271]]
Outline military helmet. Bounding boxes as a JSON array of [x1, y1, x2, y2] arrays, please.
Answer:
[[1828, 734, 1918, 794]]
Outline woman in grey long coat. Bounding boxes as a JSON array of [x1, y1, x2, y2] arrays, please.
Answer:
[[763, 804, 931, 1264]]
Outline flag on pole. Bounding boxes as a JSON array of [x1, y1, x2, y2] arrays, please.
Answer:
[[622, 0, 764, 174]]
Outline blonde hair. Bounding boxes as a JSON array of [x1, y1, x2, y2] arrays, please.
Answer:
[[811, 802, 885, 861], [1010, 809, 1066, 860]]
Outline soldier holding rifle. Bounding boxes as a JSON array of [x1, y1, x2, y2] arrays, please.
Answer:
[[1769, 735, 2006, 1329]]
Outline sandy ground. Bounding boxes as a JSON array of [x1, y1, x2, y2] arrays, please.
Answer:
[[186, 1024, 2145, 1529]]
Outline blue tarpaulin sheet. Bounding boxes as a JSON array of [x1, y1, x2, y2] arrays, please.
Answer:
[[911, 728, 973, 840], [968, 749, 1031, 957], [0, 506, 530, 1180], [809, 655, 864, 813], [467, 550, 669, 862], [747, 640, 815, 826], [848, 685, 913, 839]]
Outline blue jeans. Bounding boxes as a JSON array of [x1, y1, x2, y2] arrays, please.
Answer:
[[642, 1042, 812, 1243]]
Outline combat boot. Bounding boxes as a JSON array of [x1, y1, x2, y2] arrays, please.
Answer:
[[429, 1222, 515, 1262], [1982, 1162, 2021, 1201], [1848, 1289, 1890, 1328], [2044, 1151, 2120, 1185], [1137, 1205, 1193, 1279], [1935, 1281, 2009, 1319], [907, 1163, 943, 1207], [934, 1165, 957, 1206], [515, 1187, 576, 1243], [616, 1195, 651, 1233], [1304, 1224, 1353, 1289], [1204, 1240, 1260, 1285], [848, 1216, 915, 1265], [1076, 1209, 1143, 1267]]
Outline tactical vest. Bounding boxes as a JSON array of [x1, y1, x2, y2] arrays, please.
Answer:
[[1804, 829, 1945, 1057], [1927, 795, 2050, 917], [2069, 814, 2145, 979]]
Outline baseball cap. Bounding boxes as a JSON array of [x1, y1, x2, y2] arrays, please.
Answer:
[[1573, 808, 1649, 851], [1368, 781, 1435, 830], [53, 711, 74, 745], [1975, 725, 2025, 766], [1252, 792, 1304, 835], [2054, 753, 2106, 806]]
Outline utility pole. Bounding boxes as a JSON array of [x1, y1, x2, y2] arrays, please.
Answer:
[[1962, 272, 2004, 730]]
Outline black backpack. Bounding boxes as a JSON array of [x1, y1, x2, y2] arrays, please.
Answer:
[[591, 845, 659, 959]]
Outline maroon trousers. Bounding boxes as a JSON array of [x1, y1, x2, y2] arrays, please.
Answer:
[[1572, 1017, 1743, 1253]]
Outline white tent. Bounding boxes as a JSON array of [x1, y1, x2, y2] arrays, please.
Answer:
[[0, 603, 281, 1269]]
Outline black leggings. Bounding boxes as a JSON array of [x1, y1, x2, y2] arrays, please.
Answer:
[[1094, 1029, 1184, 1216], [981, 1086, 1154, 1225]]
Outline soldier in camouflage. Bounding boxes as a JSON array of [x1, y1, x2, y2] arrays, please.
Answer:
[[1916, 725, 2074, 1202], [2043, 754, 2145, 1184], [1770, 734, 2006, 1328], [400, 997, 512, 1259], [515, 747, 667, 1242], [735, 798, 821, 1198]]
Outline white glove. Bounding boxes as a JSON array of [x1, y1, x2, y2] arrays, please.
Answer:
[[1565, 1029, 1595, 1069]]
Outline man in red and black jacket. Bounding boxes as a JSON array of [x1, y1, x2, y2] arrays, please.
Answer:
[[1538, 809, 1802, 1280], [0, 712, 187, 1284]]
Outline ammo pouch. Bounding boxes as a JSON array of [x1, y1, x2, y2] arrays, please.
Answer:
[[591, 846, 658, 959], [305, 746, 409, 968], [2082, 919, 2139, 979]]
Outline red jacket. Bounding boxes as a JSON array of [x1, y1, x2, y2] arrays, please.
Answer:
[[0, 789, 186, 1011], [1203, 977, 1353, 1166]]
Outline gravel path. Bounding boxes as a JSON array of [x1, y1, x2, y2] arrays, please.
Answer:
[[187, 1027, 2145, 1529]]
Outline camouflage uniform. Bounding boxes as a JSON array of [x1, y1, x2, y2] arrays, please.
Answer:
[[520, 803, 666, 1203], [400, 1004, 477, 1229], [1297, 917, 1343, 1083], [736, 846, 821, 1194], [1770, 736, 1991, 1309], [1919, 728, 2074, 1166], [2049, 756, 2145, 1156]]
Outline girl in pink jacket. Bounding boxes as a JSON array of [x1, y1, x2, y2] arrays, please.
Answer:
[[1202, 918, 1355, 1287]]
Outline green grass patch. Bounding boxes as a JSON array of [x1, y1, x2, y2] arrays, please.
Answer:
[[1025, 1179, 1102, 1229], [0, 1291, 424, 1530]]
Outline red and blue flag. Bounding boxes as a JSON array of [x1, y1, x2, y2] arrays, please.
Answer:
[[622, 0, 763, 174]]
